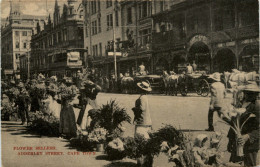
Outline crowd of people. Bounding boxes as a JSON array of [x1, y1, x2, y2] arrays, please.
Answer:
[[1, 65, 260, 166]]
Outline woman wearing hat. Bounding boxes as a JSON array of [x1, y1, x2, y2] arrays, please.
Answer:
[[227, 84, 260, 166], [132, 81, 152, 139]]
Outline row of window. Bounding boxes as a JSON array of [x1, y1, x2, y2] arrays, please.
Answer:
[[15, 31, 31, 36], [15, 42, 29, 49], [126, 2, 152, 24], [88, 12, 119, 36], [90, 0, 113, 15]]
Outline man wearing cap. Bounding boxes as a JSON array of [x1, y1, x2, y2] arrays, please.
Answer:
[[15, 82, 31, 125], [206, 73, 226, 131]]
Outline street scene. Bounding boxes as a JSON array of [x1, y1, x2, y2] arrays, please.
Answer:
[[1, 0, 259, 166]]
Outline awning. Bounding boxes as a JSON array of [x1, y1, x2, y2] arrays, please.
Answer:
[[119, 54, 151, 62]]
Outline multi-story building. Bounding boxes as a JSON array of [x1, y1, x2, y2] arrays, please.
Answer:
[[30, 0, 85, 79], [152, 0, 259, 74], [82, 0, 123, 77], [83, 0, 155, 77], [1, 1, 46, 79]]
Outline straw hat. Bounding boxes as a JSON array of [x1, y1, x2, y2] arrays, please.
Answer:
[[243, 84, 260, 92], [209, 73, 221, 82], [137, 81, 152, 92]]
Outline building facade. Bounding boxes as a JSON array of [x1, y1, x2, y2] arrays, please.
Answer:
[[1, 1, 46, 79], [30, 0, 84, 79], [152, 0, 259, 74]]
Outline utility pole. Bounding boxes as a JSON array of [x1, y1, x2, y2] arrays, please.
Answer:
[[113, 2, 117, 81]]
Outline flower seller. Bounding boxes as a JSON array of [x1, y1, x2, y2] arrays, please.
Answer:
[[15, 82, 31, 125], [76, 80, 101, 131], [227, 84, 260, 166]]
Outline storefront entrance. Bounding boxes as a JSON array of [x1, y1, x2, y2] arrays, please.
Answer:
[[171, 54, 186, 74], [239, 45, 259, 72], [214, 48, 236, 73], [188, 42, 210, 72]]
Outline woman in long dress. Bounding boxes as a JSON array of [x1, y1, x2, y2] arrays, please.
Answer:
[[132, 81, 152, 139], [76, 81, 101, 131], [59, 84, 77, 139]]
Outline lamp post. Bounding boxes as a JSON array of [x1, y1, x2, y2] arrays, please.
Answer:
[[113, 2, 118, 82]]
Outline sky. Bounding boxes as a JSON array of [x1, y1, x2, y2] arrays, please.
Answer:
[[1, 0, 67, 19]]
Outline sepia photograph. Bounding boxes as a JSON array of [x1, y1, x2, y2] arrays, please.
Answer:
[[1, 0, 259, 166]]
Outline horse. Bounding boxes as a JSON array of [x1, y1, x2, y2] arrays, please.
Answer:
[[121, 76, 134, 94], [162, 71, 178, 96]]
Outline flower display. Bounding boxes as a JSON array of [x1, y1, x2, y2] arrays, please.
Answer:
[[220, 106, 256, 156], [87, 127, 107, 144], [59, 84, 78, 102], [107, 138, 124, 152]]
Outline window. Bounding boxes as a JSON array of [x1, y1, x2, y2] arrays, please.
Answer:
[[115, 10, 119, 26], [139, 28, 151, 46], [92, 20, 97, 35], [15, 54, 20, 59], [213, 7, 235, 31], [23, 42, 27, 49], [98, 0, 101, 11], [92, 45, 98, 57], [15, 31, 19, 36], [127, 7, 132, 24], [98, 18, 101, 32], [28, 31, 32, 36], [79, 10, 83, 18], [160, 0, 164, 12], [139, 1, 152, 19], [238, 1, 258, 27], [107, 14, 113, 30], [16, 42, 19, 48], [106, 0, 112, 8], [99, 43, 102, 56], [22, 31, 27, 36], [91, 0, 97, 14]]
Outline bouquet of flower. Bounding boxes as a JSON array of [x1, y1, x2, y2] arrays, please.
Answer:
[[7, 87, 20, 101], [220, 105, 255, 156], [59, 85, 78, 102], [35, 83, 47, 99], [47, 83, 59, 97], [87, 127, 107, 144], [106, 137, 126, 160]]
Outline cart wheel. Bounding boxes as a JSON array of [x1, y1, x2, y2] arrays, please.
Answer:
[[200, 79, 210, 97], [179, 84, 187, 96]]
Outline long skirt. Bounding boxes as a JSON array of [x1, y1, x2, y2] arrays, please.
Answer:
[[78, 104, 93, 131], [59, 104, 77, 137], [134, 125, 152, 139]]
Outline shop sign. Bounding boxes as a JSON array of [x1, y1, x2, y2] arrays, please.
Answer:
[[241, 37, 259, 44], [217, 41, 235, 48], [189, 35, 209, 47]]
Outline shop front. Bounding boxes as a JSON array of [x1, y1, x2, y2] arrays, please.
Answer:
[[239, 44, 259, 72]]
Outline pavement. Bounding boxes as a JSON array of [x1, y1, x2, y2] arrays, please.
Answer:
[[2, 93, 234, 167]]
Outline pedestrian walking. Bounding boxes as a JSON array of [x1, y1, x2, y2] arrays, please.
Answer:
[[227, 84, 260, 166], [205, 73, 226, 131], [192, 60, 197, 72]]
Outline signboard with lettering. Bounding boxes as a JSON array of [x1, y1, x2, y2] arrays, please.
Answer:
[[188, 35, 209, 48]]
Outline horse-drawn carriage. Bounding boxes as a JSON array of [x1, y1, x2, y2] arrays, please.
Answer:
[[120, 75, 164, 94], [178, 73, 211, 97]]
